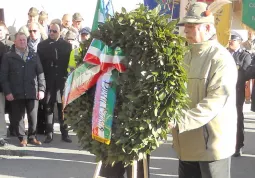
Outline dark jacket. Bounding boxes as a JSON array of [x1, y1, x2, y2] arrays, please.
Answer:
[[230, 48, 252, 106], [246, 57, 255, 111], [37, 38, 72, 103], [0, 41, 7, 92], [0, 39, 13, 52], [1, 45, 46, 100], [0, 41, 6, 59], [231, 48, 252, 86]]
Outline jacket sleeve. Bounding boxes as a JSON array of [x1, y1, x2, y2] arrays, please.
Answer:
[[37, 43, 46, 72], [178, 53, 237, 133], [243, 53, 252, 71], [245, 58, 255, 80], [36, 54, 46, 92], [0, 54, 12, 95]]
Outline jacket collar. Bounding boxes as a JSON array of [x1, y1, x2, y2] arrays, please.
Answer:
[[190, 40, 217, 55], [9, 45, 36, 61]]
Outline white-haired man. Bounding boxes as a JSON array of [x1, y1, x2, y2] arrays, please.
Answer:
[[170, 2, 237, 178]]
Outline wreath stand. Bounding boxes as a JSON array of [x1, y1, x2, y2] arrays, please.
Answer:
[[93, 156, 149, 178]]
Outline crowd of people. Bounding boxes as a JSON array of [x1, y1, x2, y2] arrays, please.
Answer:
[[0, 7, 90, 147], [1, 2, 255, 178]]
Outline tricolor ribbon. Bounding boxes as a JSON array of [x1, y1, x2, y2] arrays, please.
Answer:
[[62, 39, 126, 145], [84, 39, 126, 145]]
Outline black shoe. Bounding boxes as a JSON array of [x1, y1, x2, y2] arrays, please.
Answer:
[[62, 135, 72, 143], [44, 135, 53, 143], [233, 149, 242, 157], [0, 139, 8, 147]]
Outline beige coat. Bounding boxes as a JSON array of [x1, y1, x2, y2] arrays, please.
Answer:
[[172, 40, 238, 161]]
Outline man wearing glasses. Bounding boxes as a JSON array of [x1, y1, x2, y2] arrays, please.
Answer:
[[27, 22, 43, 52], [37, 23, 72, 143]]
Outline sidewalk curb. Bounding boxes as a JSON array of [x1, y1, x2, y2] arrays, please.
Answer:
[[0, 147, 30, 157]]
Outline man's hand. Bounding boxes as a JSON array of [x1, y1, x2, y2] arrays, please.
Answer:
[[6, 94, 14, 101], [37, 91, 45, 100]]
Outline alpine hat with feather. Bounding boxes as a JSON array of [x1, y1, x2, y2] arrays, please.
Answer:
[[178, 0, 232, 26]]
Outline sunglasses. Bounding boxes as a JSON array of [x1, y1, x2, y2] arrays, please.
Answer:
[[49, 29, 58, 33], [29, 30, 37, 33]]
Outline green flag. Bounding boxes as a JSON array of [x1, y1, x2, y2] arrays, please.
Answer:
[[92, 0, 114, 31]]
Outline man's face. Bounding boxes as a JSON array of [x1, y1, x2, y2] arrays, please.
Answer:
[[184, 23, 205, 44], [229, 39, 241, 51], [80, 33, 90, 42], [39, 19, 48, 26], [15, 34, 27, 50], [248, 31, 255, 41], [29, 23, 40, 40], [72, 20, 82, 29], [28, 15, 39, 23], [62, 16, 72, 28], [49, 24, 60, 41], [0, 26, 7, 40]]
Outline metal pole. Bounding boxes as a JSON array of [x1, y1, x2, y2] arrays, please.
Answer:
[[132, 160, 138, 178], [93, 161, 102, 178], [143, 157, 149, 178], [170, 0, 175, 21]]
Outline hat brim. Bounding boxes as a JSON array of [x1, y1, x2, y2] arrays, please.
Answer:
[[81, 32, 89, 35], [28, 12, 39, 17], [177, 16, 214, 26], [39, 16, 48, 20], [73, 18, 84, 21]]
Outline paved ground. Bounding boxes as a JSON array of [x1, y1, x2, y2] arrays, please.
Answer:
[[0, 104, 255, 178]]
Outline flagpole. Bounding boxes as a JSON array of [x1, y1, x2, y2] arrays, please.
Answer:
[[179, 0, 189, 36], [92, 0, 100, 31], [110, 0, 115, 14]]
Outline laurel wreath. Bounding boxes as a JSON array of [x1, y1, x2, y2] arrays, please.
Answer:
[[65, 4, 188, 166]]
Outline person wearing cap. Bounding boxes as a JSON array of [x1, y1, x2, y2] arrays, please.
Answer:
[[169, 2, 237, 177], [37, 22, 72, 144], [72, 13, 83, 33], [67, 27, 91, 73], [64, 30, 79, 49], [228, 31, 252, 157], [38, 11, 49, 36], [19, 7, 48, 40]]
